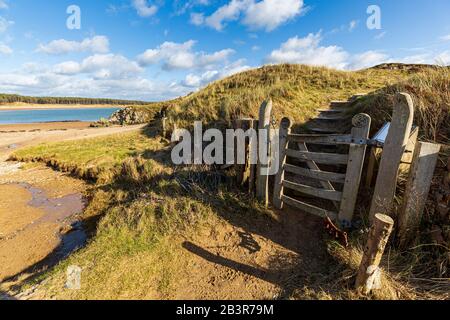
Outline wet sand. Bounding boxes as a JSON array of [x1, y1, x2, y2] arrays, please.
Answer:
[[0, 122, 145, 286]]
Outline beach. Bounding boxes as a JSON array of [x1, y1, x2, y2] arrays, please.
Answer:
[[0, 103, 131, 111]]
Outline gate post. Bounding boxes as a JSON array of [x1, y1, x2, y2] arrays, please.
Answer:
[[256, 99, 273, 207], [273, 118, 292, 209], [338, 113, 371, 226], [369, 93, 414, 222], [398, 142, 441, 248]]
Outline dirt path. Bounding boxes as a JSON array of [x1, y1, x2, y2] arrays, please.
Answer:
[[170, 208, 332, 300]]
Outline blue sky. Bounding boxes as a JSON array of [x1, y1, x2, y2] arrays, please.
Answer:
[[0, 0, 449, 101]]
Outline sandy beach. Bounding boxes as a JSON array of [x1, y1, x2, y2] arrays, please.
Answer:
[[0, 103, 131, 111]]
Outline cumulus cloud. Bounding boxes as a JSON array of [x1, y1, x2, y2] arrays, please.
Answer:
[[440, 34, 450, 41], [183, 59, 250, 88], [137, 40, 235, 70], [37, 36, 110, 55], [0, 0, 8, 10], [132, 0, 158, 17], [192, 0, 304, 31], [267, 32, 450, 70], [0, 42, 12, 55], [54, 54, 143, 79], [267, 32, 349, 70]]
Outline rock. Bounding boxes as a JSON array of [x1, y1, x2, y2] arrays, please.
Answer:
[[108, 107, 153, 125]]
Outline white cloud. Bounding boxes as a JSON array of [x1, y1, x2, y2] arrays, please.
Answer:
[[267, 32, 350, 70], [137, 40, 235, 70], [54, 54, 143, 80], [132, 0, 158, 17], [243, 0, 303, 31], [347, 51, 389, 70], [0, 16, 13, 33], [440, 34, 450, 41], [435, 51, 450, 65], [37, 36, 110, 55], [193, 0, 304, 31], [0, 0, 7, 9], [349, 20, 358, 31], [183, 59, 250, 88], [0, 42, 12, 55]]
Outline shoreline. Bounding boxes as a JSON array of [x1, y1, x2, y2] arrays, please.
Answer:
[[0, 103, 128, 111], [0, 121, 93, 132]]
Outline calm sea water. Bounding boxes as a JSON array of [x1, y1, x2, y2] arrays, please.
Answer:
[[0, 107, 120, 124]]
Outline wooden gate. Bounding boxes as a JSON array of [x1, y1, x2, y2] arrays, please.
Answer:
[[273, 113, 371, 227]]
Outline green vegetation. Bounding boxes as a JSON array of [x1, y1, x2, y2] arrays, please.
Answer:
[[11, 63, 450, 300], [0, 93, 148, 106], [11, 127, 166, 182]]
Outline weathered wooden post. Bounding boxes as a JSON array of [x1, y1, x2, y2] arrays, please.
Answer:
[[161, 116, 167, 137], [398, 142, 441, 248], [369, 93, 414, 221], [256, 99, 273, 207], [273, 117, 292, 209], [338, 114, 371, 225], [232, 118, 257, 190], [355, 213, 394, 295]]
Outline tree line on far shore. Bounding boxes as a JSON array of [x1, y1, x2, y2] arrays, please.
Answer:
[[0, 93, 149, 105]]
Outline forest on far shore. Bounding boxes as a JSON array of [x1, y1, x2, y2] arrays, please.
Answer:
[[0, 93, 149, 106]]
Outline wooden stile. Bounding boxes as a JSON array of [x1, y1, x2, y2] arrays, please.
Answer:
[[256, 100, 273, 207], [369, 93, 414, 221], [338, 114, 371, 224], [398, 142, 441, 248], [273, 117, 291, 209]]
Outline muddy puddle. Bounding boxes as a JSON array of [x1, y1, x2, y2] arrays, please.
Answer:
[[0, 179, 87, 282]]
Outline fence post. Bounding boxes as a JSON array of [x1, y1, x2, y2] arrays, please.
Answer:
[[355, 213, 394, 295], [338, 114, 371, 226], [161, 116, 167, 137], [233, 118, 256, 189], [398, 142, 441, 248], [369, 93, 414, 222], [273, 118, 292, 209], [256, 99, 273, 207]]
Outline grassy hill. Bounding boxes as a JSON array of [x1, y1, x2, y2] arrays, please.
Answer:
[[9, 63, 450, 300], [139, 64, 417, 130]]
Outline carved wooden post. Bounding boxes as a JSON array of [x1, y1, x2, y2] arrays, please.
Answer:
[[398, 142, 441, 248], [338, 114, 371, 226], [233, 118, 256, 189], [273, 118, 292, 209], [256, 100, 273, 207], [356, 213, 394, 295], [369, 93, 414, 221]]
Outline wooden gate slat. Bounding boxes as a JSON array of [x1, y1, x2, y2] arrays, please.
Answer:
[[284, 164, 346, 183], [288, 134, 352, 145], [283, 180, 343, 202], [286, 149, 349, 165], [281, 195, 338, 220]]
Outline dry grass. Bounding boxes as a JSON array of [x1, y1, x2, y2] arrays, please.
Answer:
[[136, 64, 410, 131]]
